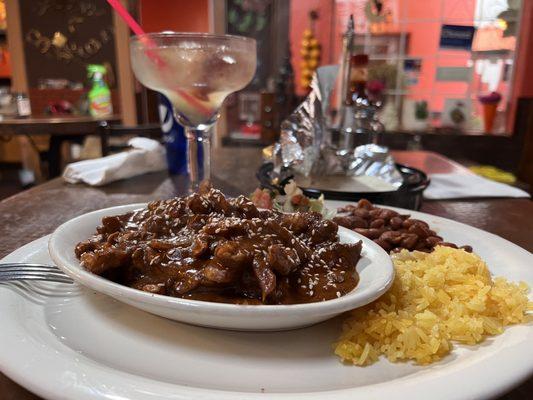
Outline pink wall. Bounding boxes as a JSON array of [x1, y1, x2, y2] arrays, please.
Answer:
[[402, 0, 476, 111], [289, 0, 477, 104], [289, 0, 532, 132]]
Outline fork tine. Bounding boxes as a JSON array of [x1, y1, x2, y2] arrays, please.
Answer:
[[0, 263, 62, 270], [0, 263, 59, 268], [0, 275, 74, 284], [0, 265, 68, 274], [0, 270, 71, 279], [0, 266, 65, 273], [0, 263, 74, 284], [0, 272, 74, 284], [0, 263, 68, 275]]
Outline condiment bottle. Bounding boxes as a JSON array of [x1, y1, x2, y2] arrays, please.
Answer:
[[348, 54, 369, 107], [338, 54, 383, 152], [15, 93, 31, 118]]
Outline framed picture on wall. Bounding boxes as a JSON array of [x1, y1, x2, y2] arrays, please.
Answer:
[[441, 98, 472, 130]]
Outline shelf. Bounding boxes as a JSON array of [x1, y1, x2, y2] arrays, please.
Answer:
[[222, 136, 267, 147], [355, 31, 407, 38], [470, 49, 512, 59], [385, 128, 512, 137]]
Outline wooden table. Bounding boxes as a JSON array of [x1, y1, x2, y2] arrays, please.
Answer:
[[392, 150, 475, 174], [0, 115, 121, 178], [0, 148, 531, 400]]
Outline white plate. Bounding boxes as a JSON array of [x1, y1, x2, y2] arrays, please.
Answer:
[[47, 204, 393, 331], [0, 203, 532, 400]]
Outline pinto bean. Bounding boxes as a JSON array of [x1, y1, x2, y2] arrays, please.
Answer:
[[370, 218, 385, 229], [369, 209, 381, 219], [402, 218, 429, 229], [400, 233, 418, 250], [415, 240, 429, 251], [350, 216, 368, 228], [379, 230, 403, 244], [390, 217, 403, 230], [357, 198, 373, 210], [460, 245, 473, 253], [374, 238, 392, 252], [352, 208, 370, 219], [408, 223, 431, 239], [354, 228, 383, 239], [426, 236, 443, 246], [332, 216, 356, 229], [439, 242, 458, 249], [378, 209, 398, 221], [337, 199, 472, 254]]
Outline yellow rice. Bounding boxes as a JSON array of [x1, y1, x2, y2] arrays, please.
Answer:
[[335, 246, 532, 365]]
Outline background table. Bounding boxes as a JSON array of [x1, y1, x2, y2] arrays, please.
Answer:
[[0, 115, 121, 178], [0, 148, 531, 399]]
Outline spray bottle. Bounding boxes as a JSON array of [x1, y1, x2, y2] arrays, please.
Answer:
[[87, 64, 113, 117]]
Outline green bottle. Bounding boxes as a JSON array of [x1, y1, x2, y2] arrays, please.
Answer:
[[87, 64, 113, 117]]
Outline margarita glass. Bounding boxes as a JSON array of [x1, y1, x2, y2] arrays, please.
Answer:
[[130, 32, 257, 191]]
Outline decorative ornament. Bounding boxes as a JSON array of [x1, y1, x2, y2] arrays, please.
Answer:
[[299, 10, 320, 91], [365, 0, 386, 23], [24, 1, 112, 64], [52, 31, 67, 48], [227, 0, 269, 35], [450, 102, 466, 125]]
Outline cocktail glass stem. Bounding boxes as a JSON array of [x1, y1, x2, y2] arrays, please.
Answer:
[[185, 127, 211, 192]]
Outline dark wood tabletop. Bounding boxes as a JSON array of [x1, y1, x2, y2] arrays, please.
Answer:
[[0, 114, 122, 136], [0, 148, 531, 400], [0, 114, 123, 179]]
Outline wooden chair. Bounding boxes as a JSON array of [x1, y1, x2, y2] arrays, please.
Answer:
[[516, 98, 533, 194], [98, 121, 162, 156]]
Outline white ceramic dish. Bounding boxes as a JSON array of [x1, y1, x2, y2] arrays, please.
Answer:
[[0, 203, 531, 400], [48, 204, 394, 331]]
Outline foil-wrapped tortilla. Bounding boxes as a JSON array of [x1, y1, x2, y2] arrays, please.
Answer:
[[279, 76, 323, 176], [272, 68, 403, 192]]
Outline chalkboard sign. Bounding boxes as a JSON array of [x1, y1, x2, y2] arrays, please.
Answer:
[[20, 0, 117, 88], [439, 24, 476, 51], [226, 0, 271, 90]]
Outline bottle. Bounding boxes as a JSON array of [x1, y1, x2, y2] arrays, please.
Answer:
[[347, 54, 369, 107], [338, 55, 367, 148], [327, 15, 354, 130], [339, 54, 382, 151], [15, 93, 31, 118], [87, 64, 113, 117], [158, 94, 188, 175]]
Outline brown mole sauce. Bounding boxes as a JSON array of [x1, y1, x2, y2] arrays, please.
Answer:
[[75, 188, 362, 305]]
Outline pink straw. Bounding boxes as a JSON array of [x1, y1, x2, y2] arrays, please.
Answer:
[[106, 0, 212, 117], [107, 0, 145, 36]]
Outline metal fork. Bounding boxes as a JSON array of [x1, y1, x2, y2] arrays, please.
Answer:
[[0, 263, 74, 284]]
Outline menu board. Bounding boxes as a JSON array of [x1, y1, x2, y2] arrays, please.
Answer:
[[226, 0, 272, 90], [19, 0, 117, 88]]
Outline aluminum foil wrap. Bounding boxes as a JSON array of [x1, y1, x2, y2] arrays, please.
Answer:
[[346, 143, 403, 188], [272, 72, 403, 190], [279, 76, 323, 176]]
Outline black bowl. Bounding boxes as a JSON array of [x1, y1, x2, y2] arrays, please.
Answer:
[[256, 163, 430, 210]]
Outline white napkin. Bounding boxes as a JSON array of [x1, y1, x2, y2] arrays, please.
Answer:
[[424, 173, 530, 200], [63, 137, 167, 186]]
